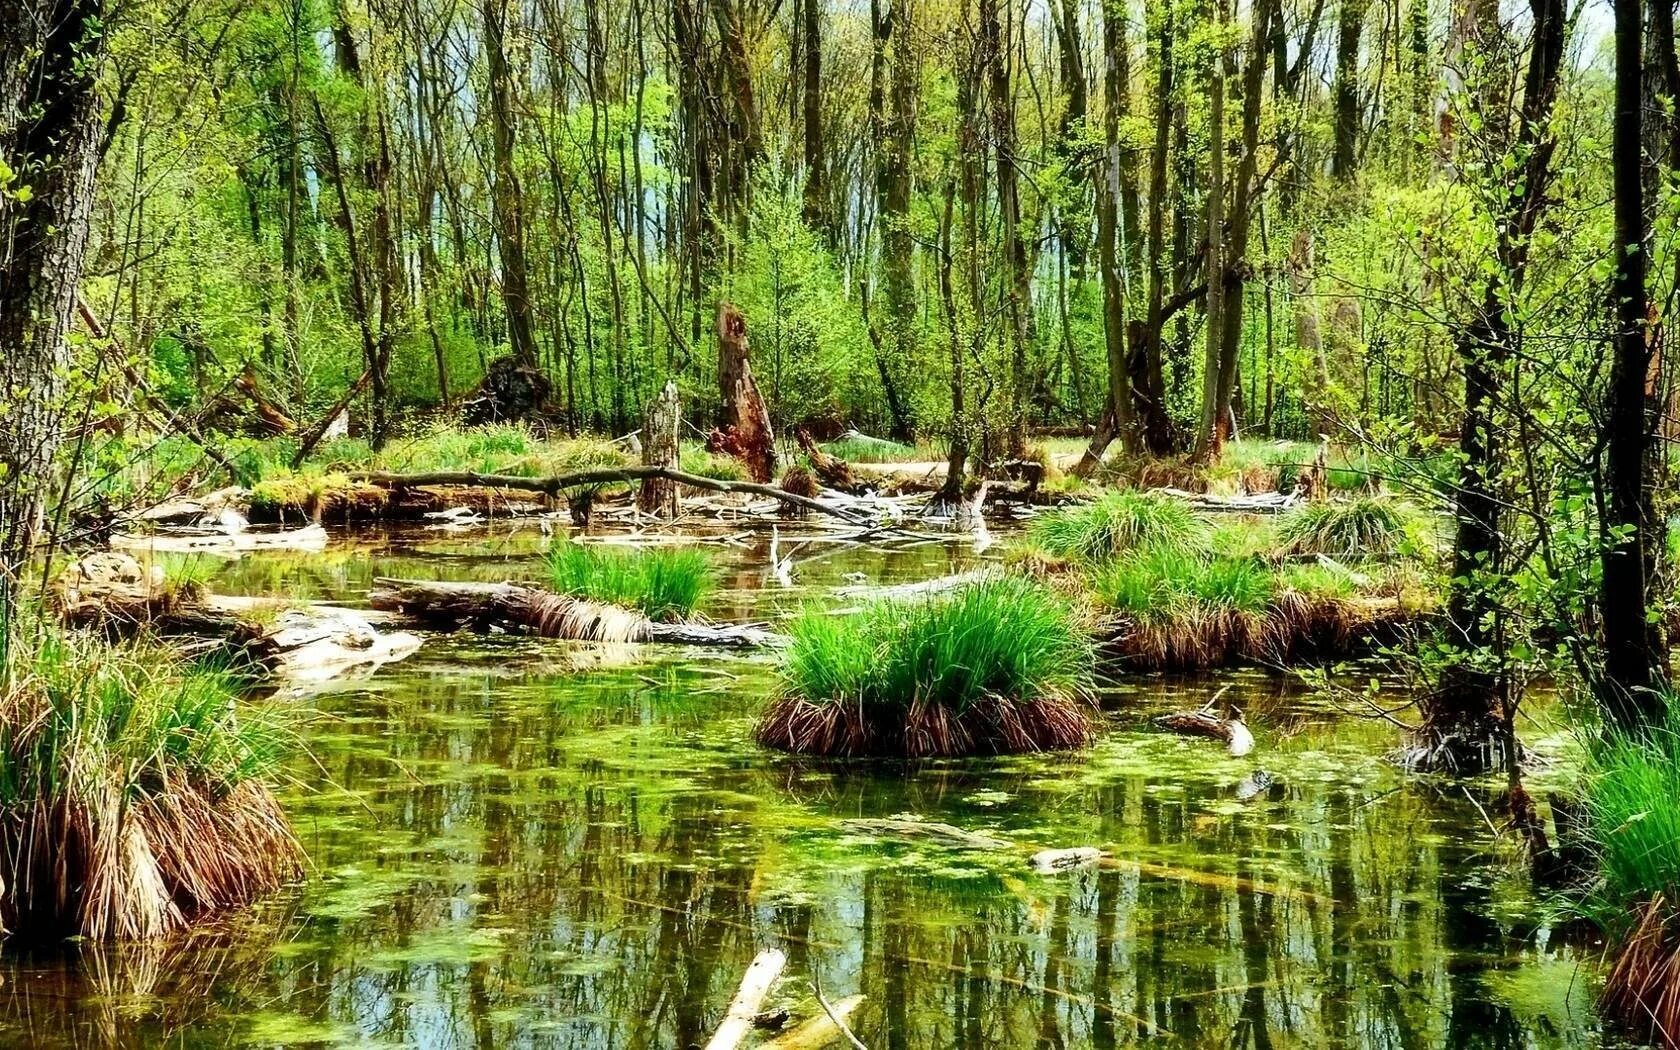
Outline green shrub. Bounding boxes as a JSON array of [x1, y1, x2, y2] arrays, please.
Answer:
[[1027, 491, 1212, 562], [544, 540, 715, 621]]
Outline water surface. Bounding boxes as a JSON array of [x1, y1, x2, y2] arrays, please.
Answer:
[[0, 523, 1609, 1048]]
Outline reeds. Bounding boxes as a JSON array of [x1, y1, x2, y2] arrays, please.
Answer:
[[0, 621, 300, 939], [756, 577, 1095, 757], [1027, 490, 1212, 563], [544, 540, 715, 621]]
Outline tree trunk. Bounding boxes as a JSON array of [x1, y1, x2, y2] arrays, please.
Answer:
[[715, 303, 778, 482], [0, 0, 108, 596], [1600, 0, 1669, 731], [870, 0, 919, 444], [981, 0, 1034, 450], [1196, 0, 1229, 460], [1332, 0, 1369, 180], [639, 381, 683, 517], [484, 0, 540, 369], [1290, 230, 1333, 437], [800, 0, 830, 239]]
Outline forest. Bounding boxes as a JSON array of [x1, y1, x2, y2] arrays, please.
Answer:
[[5, 0, 1680, 1043]]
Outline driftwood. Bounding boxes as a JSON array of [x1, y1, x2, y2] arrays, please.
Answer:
[[112, 524, 330, 554], [760, 996, 866, 1050], [839, 816, 1011, 851], [833, 569, 993, 601], [704, 948, 788, 1050], [1152, 710, 1255, 757], [639, 380, 682, 516], [348, 466, 876, 524], [1029, 847, 1105, 873], [57, 554, 419, 679], [369, 578, 783, 648]]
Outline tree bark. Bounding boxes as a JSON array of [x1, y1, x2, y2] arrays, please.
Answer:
[[484, 0, 540, 368], [1600, 0, 1669, 731], [715, 303, 778, 482], [1332, 0, 1370, 180], [869, 0, 919, 444], [0, 0, 107, 594], [639, 381, 682, 516]]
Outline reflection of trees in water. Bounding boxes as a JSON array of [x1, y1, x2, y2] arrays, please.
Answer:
[[10, 663, 1597, 1048]]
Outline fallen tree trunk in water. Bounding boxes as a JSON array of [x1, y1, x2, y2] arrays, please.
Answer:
[[704, 948, 787, 1050], [1153, 709, 1255, 756], [369, 578, 783, 648], [760, 996, 866, 1050], [349, 465, 873, 524]]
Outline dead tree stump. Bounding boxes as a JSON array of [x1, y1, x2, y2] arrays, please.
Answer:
[[639, 380, 682, 516], [715, 302, 777, 482]]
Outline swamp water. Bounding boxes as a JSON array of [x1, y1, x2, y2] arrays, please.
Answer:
[[0, 525, 1615, 1048]]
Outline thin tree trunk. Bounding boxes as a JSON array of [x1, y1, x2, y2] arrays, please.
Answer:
[[484, 0, 540, 369]]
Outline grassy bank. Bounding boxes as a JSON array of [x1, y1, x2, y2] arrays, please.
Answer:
[[1022, 490, 1437, 670], [0, 620, 300, 939], [545, 541, 715, 622], [757, 577, 1095, 757]]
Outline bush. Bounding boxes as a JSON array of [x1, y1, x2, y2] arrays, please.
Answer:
[[1028, 491, 1212, 563], [758, 577, 1094, 757], [1274, 496, 1430, 559], [0, 620, 300, 939], [544, 540, 715, 621]]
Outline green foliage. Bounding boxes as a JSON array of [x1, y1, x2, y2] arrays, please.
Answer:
[[544, 540, 714, 621], [1278, 561, 1363, 599], [1274, 496, 1432, 560], [1028, 491, 1212, 563], [678, 443, 747, 481], [777, 577, 1092, 711]]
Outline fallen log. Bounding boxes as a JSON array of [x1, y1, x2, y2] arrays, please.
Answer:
[[839, 816, 1011, 852], [369, 578, 783, 648], [1029, 847, 1104, 873], [797, 429, 860, 493], [760, 996, 866, 1050], [348, 466, 874, 524], [704, 948, 788, 1050], [833, 569, 994, 601], [1152, 709, 1255, 757], [111, 524, 330, 554]]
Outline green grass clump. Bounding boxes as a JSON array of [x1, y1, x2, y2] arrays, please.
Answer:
[[1027, 491, 1212, 563], [0, 619, 300, 938], [1088, 552, 1274, 620], [1278, 561, 1362, 599], [544, 540, 715, 621], [1273, 496, 1430, 559], [821, 433, 921, 463], [1586, 713, 1680, 911], [760, 577, 1094, 756]]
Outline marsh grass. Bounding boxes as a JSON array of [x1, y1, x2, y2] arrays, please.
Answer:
[[544, 540, 715, 621], [1274, 496, 1431, 560], [1585, 713, 1680, 1042], [757, 577, 1095, 757], [1027, 491, 1212, 563], [1085, 550, 1407, 669], [0, 620, 300, 939], [820, 433, 922, 463]]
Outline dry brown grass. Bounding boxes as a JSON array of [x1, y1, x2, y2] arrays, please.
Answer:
[[755, 691, 1091, 758], [1096, 592, 1414, 671], [1602, 896, 1680, 1047]]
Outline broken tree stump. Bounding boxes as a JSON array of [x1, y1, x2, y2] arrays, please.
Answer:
[[796, 429, 858, 492], [638, 380, 681, 516], [715, 302, 777, 482]]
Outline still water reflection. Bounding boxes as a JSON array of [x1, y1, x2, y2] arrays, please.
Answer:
[[0, 524, 1609, 1047]]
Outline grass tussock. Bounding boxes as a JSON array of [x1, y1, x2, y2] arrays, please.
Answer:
[[1273, 495, 1432, 560], [0, 622, 300, 939], [544, 540, 715, 621], [757, 577, 1095, 757], [820, 433, 922, 463], [1585, 714, 1680, 1044], [1085, 550, 1411, 670], [1027, 491, 1212, 563]]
